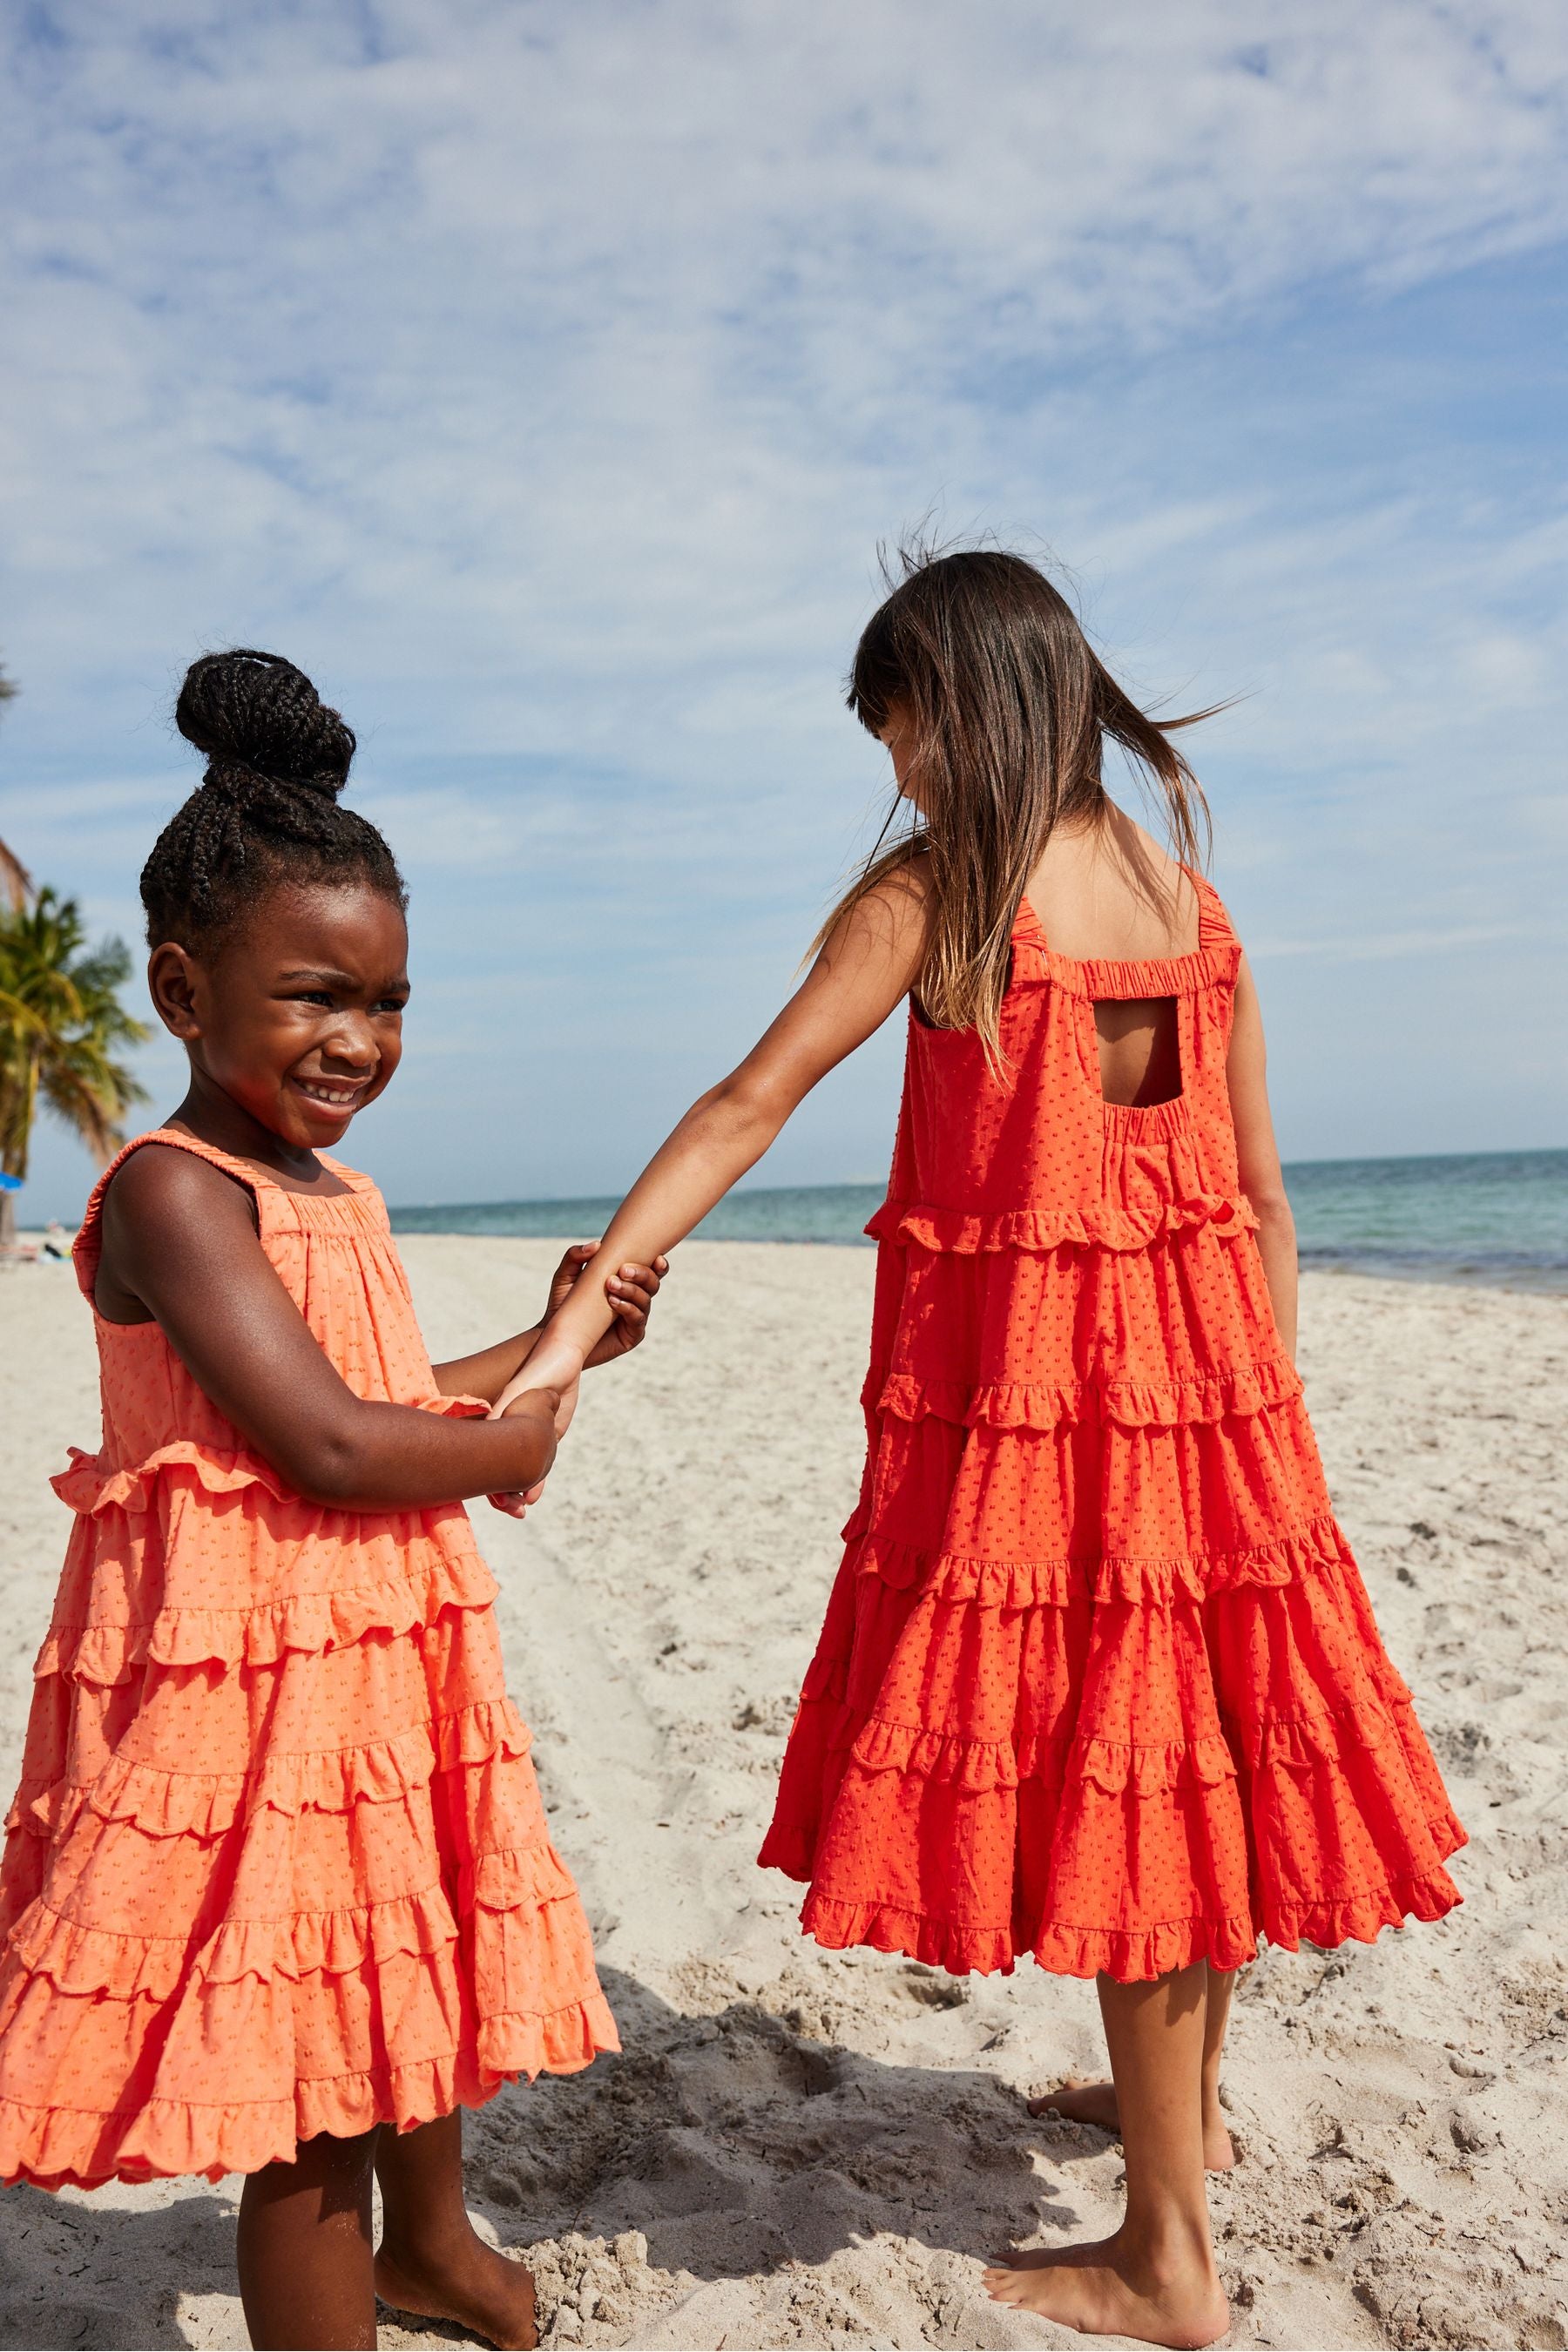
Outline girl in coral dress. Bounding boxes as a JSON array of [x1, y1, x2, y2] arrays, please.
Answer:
[[0, 651, 667, 2351], [510, 550, 1465, 2348]]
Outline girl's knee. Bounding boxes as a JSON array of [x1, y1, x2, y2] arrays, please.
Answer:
[[294, 2125, 381, 2179], [243, 2125, 381, 2209]]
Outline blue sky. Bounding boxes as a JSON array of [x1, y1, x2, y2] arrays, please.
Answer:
[[2, 1, 1565, 1219]]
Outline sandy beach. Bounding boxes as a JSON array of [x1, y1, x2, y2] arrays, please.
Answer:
[[0, 1237, 1565, 2352]]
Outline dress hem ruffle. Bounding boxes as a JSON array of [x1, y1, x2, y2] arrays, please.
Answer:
[[758, 1844, 1464, 1984], [0, 1990, 620, 2192]]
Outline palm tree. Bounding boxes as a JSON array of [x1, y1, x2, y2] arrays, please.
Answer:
[[0, 889, 150, 1249], [0, 663, 28, 912]]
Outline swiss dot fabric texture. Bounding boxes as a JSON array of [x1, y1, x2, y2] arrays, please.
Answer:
[[0, 1131, 616, 2193], [758, 877, 1465, 1980]]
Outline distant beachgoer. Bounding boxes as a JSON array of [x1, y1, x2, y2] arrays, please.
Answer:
[[42, 1220, 70, 1259], [509, 547, 1465, 2349], [0, 650, 667, 2350]]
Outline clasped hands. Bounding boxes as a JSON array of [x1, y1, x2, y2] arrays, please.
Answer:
[[485, 1242, 668, 1517]]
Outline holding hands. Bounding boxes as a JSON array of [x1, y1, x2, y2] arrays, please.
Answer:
[[548, 1241, 671, 1368], [484, 1241, 669, 1517]]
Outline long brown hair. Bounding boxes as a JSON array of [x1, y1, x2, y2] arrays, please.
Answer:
[[822, 545, 1215, 1064]]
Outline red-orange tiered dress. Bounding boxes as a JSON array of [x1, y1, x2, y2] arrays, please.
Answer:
[[760, 880, 1464, 1980], [0, 1131, 615, 2191]]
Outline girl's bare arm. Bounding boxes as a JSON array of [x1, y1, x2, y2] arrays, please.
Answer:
[[100, 1147, 560, 1506], [500, 868, 932, 1405], [430, 1247, 667, 1401], [1226, 956, 1298, 1359]]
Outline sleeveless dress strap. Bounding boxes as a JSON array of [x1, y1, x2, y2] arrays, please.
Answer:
[[71, 1129, 274, 1302], [1015, 872, 1233, 960], [315, 1152, 377, 1197], [1187, 870, 1238, 953]]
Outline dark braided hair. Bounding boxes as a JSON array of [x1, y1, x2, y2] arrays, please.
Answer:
[[140, 649, 407, 948]]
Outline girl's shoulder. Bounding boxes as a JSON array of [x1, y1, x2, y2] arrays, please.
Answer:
[[80, 1131, 264, 1311], [95, 1130, 376, 1218], [1025, 813, 1239, 966], [94, 1129, 270, 1234], [81, 1132, 388, 1323], [830, 850, 935, 938]]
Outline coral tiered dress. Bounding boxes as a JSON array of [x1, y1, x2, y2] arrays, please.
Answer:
[[0, 1132, 615, 2191], [760, 879, 1464, 1980]]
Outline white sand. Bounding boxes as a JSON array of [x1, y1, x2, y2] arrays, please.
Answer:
[[0, 1240, 1565, 2351]]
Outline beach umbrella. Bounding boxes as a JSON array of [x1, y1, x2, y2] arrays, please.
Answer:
[[0, 1173, 21, 1192]]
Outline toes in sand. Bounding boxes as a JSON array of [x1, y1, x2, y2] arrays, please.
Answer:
[[983, 2234, 1230, 2349], [374, 2241, 538, 2352]]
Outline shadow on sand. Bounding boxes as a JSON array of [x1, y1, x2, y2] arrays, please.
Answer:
[[0, 1963, 1108, 2348]]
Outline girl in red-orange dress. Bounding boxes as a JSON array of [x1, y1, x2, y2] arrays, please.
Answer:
[[512, 549, 1464, 2348], [0, 650, 666, 2351]]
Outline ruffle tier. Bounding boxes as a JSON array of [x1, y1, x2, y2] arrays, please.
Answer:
[[868, 1193, 1258, 1256], [1, 1510, 616, 2190], [761, 1207, 1465, 1979], [37, 1548, 501, 1683], [6, 1694, 531, 1843], [848, 1511, 1353, 1608], [862, 1186, 1292, 1430], [0, 1995, 615, 2193], [761, 1523, 1465, 1980], [868, 1355, 1301, 1431], [790, 1892, 1266, 1982], [50, 1389, 488, 1517], [39, 1434, 501, 1681], [1, 1838, 583, 2001], [867, 1078, 1260, 1260]]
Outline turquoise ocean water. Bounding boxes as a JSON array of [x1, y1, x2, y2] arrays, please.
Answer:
[[391, 1148, 1568, 1294]]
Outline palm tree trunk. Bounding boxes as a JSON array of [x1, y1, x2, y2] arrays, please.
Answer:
[[0, 838, 30, 913], [0, 1053, 35, 1248]]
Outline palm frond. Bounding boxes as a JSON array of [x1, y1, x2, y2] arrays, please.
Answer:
[[39, 1050, 146, 1166], [0, 986, 46, 1036], [0, 885, 150, 1178]]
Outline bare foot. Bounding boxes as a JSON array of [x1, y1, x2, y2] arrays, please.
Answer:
[[375, 2227, 538, 2350], [1028, 2079, 1236, 2173], [983, 2229, 1229, 2348]]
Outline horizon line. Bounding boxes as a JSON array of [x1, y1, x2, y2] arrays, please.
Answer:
[[385, 1141, 1568, 1216]]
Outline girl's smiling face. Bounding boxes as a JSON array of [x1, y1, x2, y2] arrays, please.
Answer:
[[149, 882, 409, 1152]]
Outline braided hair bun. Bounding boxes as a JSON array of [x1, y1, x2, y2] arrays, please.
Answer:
[[142, 649, 405, 948], [175, 648, 355, 796]]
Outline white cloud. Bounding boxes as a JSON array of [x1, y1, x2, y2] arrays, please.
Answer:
[[4, 5, 1565, 675], [1, 0, 1565, 1207]]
